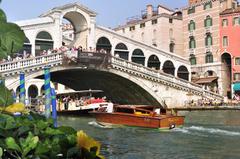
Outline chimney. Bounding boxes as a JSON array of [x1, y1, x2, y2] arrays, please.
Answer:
[[147, 4, 153, 18]]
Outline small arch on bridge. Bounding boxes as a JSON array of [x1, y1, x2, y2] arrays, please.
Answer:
[[96, 37, 112, 54], [221, 52, 232, 98], [131, 49, 145, 66], [114, 43, 129, 60], [28, 85, 38, 98], [40, 85, 45, 96], [16, 86, 20, 98], [147, 55, 160, 70], [35, 31, 54, 56], [19, 37, 32, 55], [162, 60, 175, 76], [177, 65, 189, 81]]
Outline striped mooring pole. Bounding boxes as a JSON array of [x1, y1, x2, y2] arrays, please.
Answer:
[[44, 66, 51, 118], [19, 72, 25, 105], [51, 88, 57, 127]]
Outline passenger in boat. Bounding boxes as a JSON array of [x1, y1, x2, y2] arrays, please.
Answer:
[[106, 103, 114, 113]]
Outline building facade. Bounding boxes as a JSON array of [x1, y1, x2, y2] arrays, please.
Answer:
[[182, 0, 238, 97], [114, 5, 184, 56], [220, 7, 240, 99]]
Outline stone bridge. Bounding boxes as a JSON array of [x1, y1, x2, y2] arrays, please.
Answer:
[[0, 52, 223, 108]]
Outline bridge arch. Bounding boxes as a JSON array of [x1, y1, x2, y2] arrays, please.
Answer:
[[114, 43, 129, 60], [147, 55, 160, 70], [131, 49, 145, 66], [96, 37, 112, 54], [27, 85, 38, 98], [35, 31, 54, 56], [162, 60, 175, 76], [177, 65, 189, 81]]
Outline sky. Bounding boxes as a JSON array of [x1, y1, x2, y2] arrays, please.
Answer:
[[0, 0, 188, 28]]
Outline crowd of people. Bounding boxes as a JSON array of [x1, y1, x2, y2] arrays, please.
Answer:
[[0, 45, 109, 64]]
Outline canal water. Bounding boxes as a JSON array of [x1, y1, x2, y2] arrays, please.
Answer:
[[58, 111, 240, 159]]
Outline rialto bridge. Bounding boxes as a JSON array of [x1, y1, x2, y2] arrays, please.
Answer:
[[0, 3, 223, 108]]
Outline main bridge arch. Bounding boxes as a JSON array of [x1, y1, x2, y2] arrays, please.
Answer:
[[14, 67, 162, 106]]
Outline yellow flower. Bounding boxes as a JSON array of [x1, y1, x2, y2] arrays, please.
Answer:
[[5, 103, 25, 113], [77, 130, 102, 156]]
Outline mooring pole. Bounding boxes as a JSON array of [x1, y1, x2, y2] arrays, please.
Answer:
[[44, 66, 51, 118], [19, 72, 25, 105], [51, 88, 57, 127]]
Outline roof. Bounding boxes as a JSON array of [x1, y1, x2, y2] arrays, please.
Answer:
[[157, 4, 174, 12], [220, 7, 240, 15], [193, 77, 218, 84], [40, 2, 97, 17], [15, 17, 53, 27]]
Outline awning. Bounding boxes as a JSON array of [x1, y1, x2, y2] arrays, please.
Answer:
[[233, 83, 240, 91], [194, 77, 218, 84]]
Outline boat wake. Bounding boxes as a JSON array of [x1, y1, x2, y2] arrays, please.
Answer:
[[173, 126, 240, 136], [88, 121, 114, 129]]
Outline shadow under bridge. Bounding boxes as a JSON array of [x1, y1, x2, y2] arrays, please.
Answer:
[[37, 69, 160, 106]]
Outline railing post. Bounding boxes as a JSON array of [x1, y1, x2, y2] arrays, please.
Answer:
[[44, 66, 51, 118]]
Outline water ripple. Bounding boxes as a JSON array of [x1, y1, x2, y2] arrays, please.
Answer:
[[174, 126, 240, 136]]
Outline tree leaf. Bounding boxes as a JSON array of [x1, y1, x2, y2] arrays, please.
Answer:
[[0, 22, 25, 59], [5, 137, 22, 152], [0, 82, 14, 107], [0, 9, 7, 22]]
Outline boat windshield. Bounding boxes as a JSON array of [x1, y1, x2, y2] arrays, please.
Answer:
[[115, 107, 134, 114]]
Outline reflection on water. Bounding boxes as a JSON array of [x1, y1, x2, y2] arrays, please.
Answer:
[[58, 111, 240, 159]]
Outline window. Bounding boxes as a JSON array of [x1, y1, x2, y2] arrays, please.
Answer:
[[204, 2, 212, 10], [169, 43, 175, 53], [205, 34, 212, 46], [233, 17, 239, 26], [205, 52, 213, 63], [188, 20, 195, 31], [122, 28, 125, 33], [152, 19, 158, 25], [189, 37, 196, 49], [129, 26, 135, 31], [235, 57, 240, 65], [169, 18, 173, 23], [222, 19, 228, 27], [205, 16, 212, 27], [140, 23, 145, 28], [223, 36, 228, 47], [190, 54, 197, 65], [188, 7, 195, 14], [234, 73, 240, 81]]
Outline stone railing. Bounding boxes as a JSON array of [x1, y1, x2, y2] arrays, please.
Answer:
[[111, 56, 223, 100], [0, 53, 63, 75]]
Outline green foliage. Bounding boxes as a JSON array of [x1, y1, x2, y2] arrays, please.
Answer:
[[0, 1, 25, 59], [0, 81, 14, 107], [0, 112, 103, 158]]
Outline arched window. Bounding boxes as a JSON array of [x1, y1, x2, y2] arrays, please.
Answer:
[[35, 31, 53, 56], [189, 37, 196, 48], [205, 52, 213, 63], [162, 60, 175, 76], [189, 54, 197, 65], [169, 43, 175, 53], [147, 55, 160, 70], [177, 66, 189, 81], [204, 15, 212, 27], [205, 34, 212, 46], [204, 2, 212, 10], [188, 20, 195, 31], [96, 37, 112, 54], [114, 43, 129, 60], [131, 49, 145, 65], [28, 85, 38, 98]]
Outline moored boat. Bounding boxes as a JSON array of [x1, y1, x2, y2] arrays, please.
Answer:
[[90, 105, 184, 130]]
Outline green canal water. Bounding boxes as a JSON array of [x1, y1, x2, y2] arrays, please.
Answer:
[[58, 111, 240, 159]]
